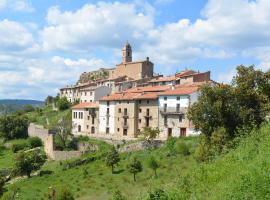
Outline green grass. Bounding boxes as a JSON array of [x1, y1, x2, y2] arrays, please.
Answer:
[[4, 137, 198, 200], [0, 148, 15, 169], [166, 122, 270, 199], [26, 106, 71, 129]]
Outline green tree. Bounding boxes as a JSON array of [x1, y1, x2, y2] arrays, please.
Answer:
[[141, 127, 160, 141], [14, 149, 46, 178], [57, 97, 70, 111], [148, 156, 159, 177], [105, 146, 120, 174], [0, 114, 29, 140], [56, 187, 74, 200], [127, 157, 143, 182], [45, 96, 54, 106]]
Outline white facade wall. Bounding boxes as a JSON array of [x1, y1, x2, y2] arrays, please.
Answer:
[[80, 91, 95, 103], [72, 109, 85, 135], [99, 101, 116, 134], [158, 92, 200, 138]]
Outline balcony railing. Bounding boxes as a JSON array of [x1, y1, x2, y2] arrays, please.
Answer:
[[160, 107, 187, 115], [121, 122, 129, 128]]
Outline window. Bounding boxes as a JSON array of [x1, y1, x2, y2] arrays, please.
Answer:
[[123, 129, 128, 136], [73, 112, 76, 119], [117, 128, 120, 132], [118, 108, 121, 113], [146, 109, 150, 116], [78, 125, 81, 132], [106, 127, 110, 134], [85, 92, 87, 95], [92, 117, 95, 125], [139, 109, 142, 113], [127, 101, 129, 104], [84, 100, 87, 102], [90, 92, 92, 95], [107, 101, 110, 106], [124, 118, 128, 126], [147, 100, 149, 104], [91, 127, 95, 134], [86, 125, 89, 129], [177, 96, 180, 100], [139, 119, 141, 123], [139, 100, 142, 104], [81, 112, 83, 119], [124, 108, 128, 115], [87, 116, 90, 120], [107, 108, 110, 115], [164, 96, 167, 100]]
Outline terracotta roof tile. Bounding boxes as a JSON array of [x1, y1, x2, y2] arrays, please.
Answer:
[[148, 76, 176, 83], [175, 70, 197, 78], [72, 102, 99, 109]]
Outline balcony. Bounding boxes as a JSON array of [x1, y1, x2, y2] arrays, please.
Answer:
[[160, 107, 187, 115], [122, 112, 129, 118], [121, 122, 129, 128]]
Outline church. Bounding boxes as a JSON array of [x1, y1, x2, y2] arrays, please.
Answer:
[[108, 41, 154, 80]]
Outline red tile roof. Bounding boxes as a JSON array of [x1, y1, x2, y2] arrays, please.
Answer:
[[148, 76, 176, 83], [123, 85, 171, 93], [158, 87, 199, 96], [175, 70, 197, 78], [72, 102, 99, 109]]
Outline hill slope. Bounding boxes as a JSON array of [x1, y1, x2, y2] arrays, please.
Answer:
[[0, 99, 44, 114], [167, 123, 270, 200]]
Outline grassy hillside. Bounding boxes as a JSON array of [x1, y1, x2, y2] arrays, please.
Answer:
[[3, 137, 198, 200], [26, 106, 71, 129], [166, 122, 270, 200], [3, 123, 270, 199]]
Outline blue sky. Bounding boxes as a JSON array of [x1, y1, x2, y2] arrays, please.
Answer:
[[0, 0, 269, 100]]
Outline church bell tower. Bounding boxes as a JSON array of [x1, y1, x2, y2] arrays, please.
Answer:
[[122, 41, 132, 63]]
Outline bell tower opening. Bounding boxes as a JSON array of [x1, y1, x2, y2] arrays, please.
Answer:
[[122, 41, 132, 63]]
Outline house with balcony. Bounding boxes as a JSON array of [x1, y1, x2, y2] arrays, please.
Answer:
[[158, 85, 201, 139]]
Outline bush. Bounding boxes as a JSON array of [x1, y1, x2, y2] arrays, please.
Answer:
[[56, 187, 74, 200], [110, 190, 127, 200], [176, 142, 190, 156], [166, 137, 177, 156], [0, 114, 29, 140], [28, 137, 43, 148], [146, 189, 169, 200], [57, 97, 70, 111], [11, 142, 29, 153]]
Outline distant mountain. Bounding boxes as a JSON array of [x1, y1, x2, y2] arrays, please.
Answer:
[[0, 99, 44, 114]]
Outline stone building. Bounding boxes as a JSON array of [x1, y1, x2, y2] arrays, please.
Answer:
[[98, 85, 171, 140], [79, 86, 112, 103], [108, 42, 154, 80], [72, 102, 99, 136]]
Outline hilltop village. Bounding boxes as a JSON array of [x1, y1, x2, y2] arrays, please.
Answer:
[[60, 42, 216, 140]]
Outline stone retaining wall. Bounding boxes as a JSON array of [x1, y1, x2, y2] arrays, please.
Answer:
[[118, 140, 164, 153]]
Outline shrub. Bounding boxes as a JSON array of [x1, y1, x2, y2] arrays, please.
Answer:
[[166, 137, 177, 156], [28, 137, 43, 148], [146, 189, 169, 200], [11, 142, 29, 153], [56, 187, 74, 200], [57, 97, 70, 111], [110, 190, 127, 200], [127, 157, 143, 182], [176, 142, 190, 156]]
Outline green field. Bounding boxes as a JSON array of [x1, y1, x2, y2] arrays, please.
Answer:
[[2, 137, 198, 200]]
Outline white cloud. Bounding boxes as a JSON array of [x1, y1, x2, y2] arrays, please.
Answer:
[[0, 19, 34, 52], [41, 2, 154, 51], [0, 0, 34, 12]]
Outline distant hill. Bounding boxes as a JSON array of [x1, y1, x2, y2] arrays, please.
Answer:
[[0, 99, 44, 114]]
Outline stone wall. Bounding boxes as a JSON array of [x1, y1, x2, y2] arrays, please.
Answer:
[[118, 140, 164, 153], [28, 123, 83, 161]]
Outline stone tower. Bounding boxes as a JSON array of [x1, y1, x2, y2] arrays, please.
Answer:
[[122, 41, 132, 63]]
